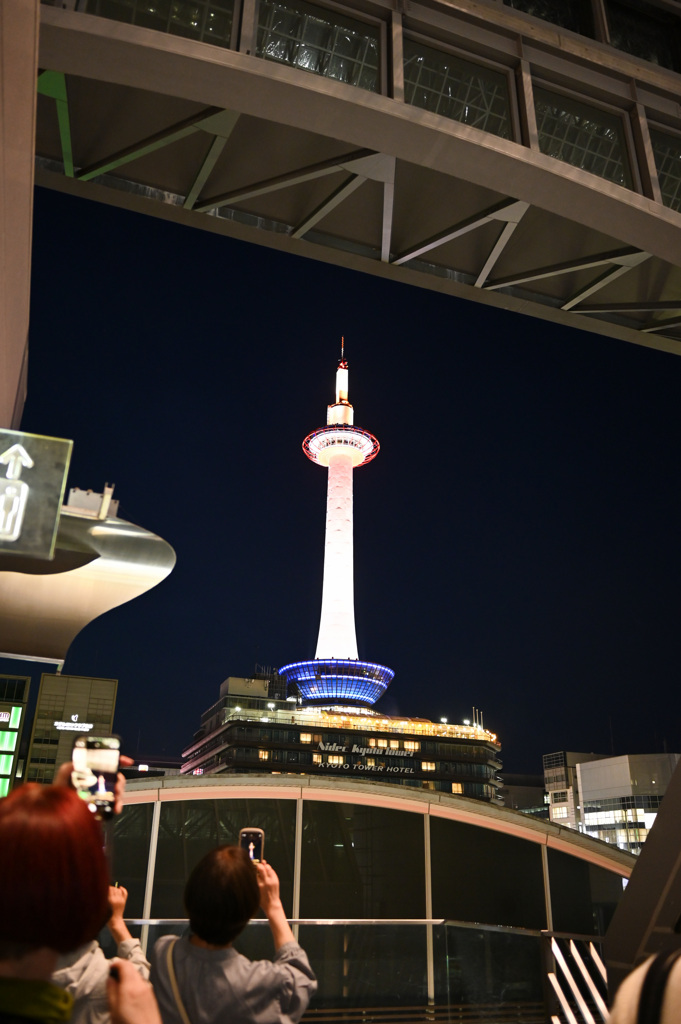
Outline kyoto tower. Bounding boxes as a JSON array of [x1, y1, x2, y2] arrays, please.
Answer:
[[279, 345, 394, 707]]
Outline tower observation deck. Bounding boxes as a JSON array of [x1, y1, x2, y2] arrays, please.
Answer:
[[280, 351, 393, 707]]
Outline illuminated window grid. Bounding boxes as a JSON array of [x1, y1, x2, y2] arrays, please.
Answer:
[[83, 0, 234, 48], [312, 753, 322, 764], [403, 39, 512, 140], [650, 129, 681, 213], [256, 0, 380, 93], [451, 782, 463, 794], [258, 749, 269, 760], [328, 754, 344, 765], [533, 86, 632, 188], [0, 732, 18, 753], [422, 761, 436, 772], [0, 754, 13, 776], [300, 733, 312, 743], [366, 757, 375, 766]]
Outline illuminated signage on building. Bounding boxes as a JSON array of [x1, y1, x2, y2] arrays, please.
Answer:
[[53, 716, 94, 732], [0, 712, 9, 723]]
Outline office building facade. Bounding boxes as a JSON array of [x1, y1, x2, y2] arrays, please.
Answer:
[[543, 750, 610, 829], [578, 752, 680, 854], [0, 674, 30, 796], [26, 673, 118, 783]]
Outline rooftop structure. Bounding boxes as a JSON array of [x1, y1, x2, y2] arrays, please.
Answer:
[[279, 350, 393, 707]]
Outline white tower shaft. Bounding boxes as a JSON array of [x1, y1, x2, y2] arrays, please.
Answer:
[[315, 450, 359, 660]]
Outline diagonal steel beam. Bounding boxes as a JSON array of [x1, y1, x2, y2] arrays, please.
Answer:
[[485, 247, 645, 291], [574, 300, 681, 313], [37, 71, 74, 178], [291, 175, 366, 239], [563, 254, 651, 311], [195, 149, 374, 213], [392, 199, 527, 267], [184, 135, 229, 210], [474, 203, 529, 287], [76, 107, 223, 182], [382, 177, 395, 263], [641, 315, 681, 334]]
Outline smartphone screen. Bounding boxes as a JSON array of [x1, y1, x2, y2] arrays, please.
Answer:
[[72, 736, 120, 820], [239, 827, 264, 863]]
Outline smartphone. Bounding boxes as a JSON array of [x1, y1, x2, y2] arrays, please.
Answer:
[[71, 736, 121, 821], [239, 827, 265, 863]]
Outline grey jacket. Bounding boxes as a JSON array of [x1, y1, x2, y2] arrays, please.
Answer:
[[151, 934, 317, 1024], [52, 939, 150, 1024]]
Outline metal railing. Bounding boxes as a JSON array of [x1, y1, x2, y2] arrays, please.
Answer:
[[115, 918, 610, 1022]]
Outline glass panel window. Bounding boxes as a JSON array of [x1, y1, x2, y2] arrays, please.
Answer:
[[258, 749, 269, 760], [313, 752, 322, 764], [366, 758, 375, 766], [404, 741, 420, 751], [605, 1, 681, 73], [376, 737, 388, 747], [451, 782, 463, 794], [422, 761, 436, 771], [403, 39, 512, 140], [504, 0, 594, 36], [552, 791, 568, 803], [256, 0, 380, 92], [301, 802, 425, 917], [650, 128, 681, 213], [84, 0, 234, 48], [300, 733, 312, 743], [9, 707, 21, 729], [328, 754, 344, 765], [390, 740, 400, 749], [552, 806, 568, 819], [431, 817, 546, 929], [533, 86, 632, 188]]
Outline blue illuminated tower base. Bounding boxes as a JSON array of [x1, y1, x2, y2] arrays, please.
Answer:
[[279, 659, 394, 707]]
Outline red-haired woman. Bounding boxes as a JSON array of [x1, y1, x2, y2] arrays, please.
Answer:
[[0, 783, 160, 1024]]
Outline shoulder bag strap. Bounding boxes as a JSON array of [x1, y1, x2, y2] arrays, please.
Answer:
[[637, 947, 681, 1024], [166, 937, 193, 1024]]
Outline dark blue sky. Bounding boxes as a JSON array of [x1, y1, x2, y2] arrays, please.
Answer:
[[15, 185, 681, 773]]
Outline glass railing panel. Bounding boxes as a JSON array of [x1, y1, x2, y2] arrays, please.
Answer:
[[650, 128, 681, 213], [130, 919, 608, 1019], [256, 0, 380, 92], [605, 0, 681, 74], [82, 0, 234, 48], [403, 40, 512, 140], [533, 86, 633, 188], [503, 0, 594, 37]]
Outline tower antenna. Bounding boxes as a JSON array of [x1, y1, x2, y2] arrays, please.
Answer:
[[341, 336, 345, 361]]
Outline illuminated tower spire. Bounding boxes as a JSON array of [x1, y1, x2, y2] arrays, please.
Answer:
[[280, 346, 393, 707]]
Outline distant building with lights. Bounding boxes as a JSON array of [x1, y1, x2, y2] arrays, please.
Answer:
[[184, 356, 502, 800], [182, 673, 502, 799], [578, 753, 680, 855], [26, 673, 117, 783], [0, 675, 31, 796], [543, 750, 610, 829]]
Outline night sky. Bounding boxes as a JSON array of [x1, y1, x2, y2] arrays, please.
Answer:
[[12, 185, 681, 774]]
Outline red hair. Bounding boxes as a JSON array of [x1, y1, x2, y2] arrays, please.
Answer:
[[0, 784, 110, 954]]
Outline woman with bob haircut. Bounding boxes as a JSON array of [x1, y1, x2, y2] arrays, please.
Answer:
[[151, 846, 317, 1024], [0, 783, 162, 1024]]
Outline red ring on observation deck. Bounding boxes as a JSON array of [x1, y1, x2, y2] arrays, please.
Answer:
[[303, 425, 380, 466]]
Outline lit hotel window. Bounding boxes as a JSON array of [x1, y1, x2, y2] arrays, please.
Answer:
[[368, 738, 376, 747], [422, 761, 436, 771], [300, 733, 312, 743], [376, 737, 388, 747], [404, 741, 420, 751], [328, 755, 344, 765], [312, 753, 322, 764], [452, 782, 463, 794], [367, 758, 375, 766], [390, 740, 399, 749], [258, 749, 269, 760]]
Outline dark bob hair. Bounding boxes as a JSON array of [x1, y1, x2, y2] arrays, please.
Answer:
[[0, 784, 110, 957], [185, 845, 260, 945]]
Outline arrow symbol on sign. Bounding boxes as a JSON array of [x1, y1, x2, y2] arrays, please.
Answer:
[[0, 444, 34, 480]]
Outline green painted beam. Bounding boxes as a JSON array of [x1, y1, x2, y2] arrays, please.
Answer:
[[37, 70, 74, 177], [77, 107, 223, 182]]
